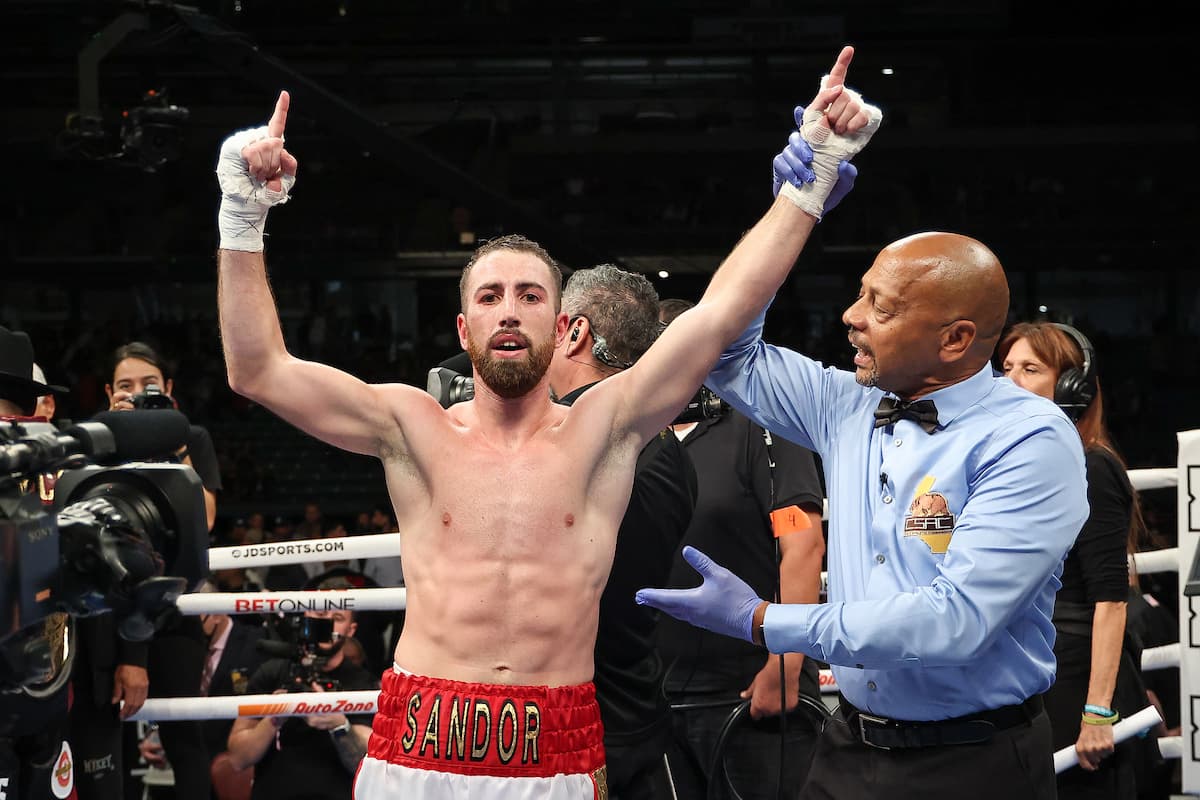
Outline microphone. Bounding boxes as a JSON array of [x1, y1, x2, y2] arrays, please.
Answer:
[[82, 410, 191, 463], [0, 411, 192, 474]]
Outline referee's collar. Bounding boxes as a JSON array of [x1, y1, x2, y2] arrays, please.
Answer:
[[889, 362, 995, 430]]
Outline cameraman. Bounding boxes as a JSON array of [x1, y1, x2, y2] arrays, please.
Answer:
[[226, 581, 377, 800], [0, 325, 77, 800]]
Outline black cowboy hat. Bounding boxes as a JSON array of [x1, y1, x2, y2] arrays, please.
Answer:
[[0, 325, 67, 415]]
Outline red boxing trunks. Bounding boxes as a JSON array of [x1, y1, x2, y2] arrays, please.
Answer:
[[355, 667, 607, 799]]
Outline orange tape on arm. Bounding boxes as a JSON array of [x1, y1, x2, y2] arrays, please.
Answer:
[[769, 505, 813, 538]]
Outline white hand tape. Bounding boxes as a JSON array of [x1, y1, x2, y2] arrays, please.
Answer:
[[781, 80, 882, 219], [215, 126, 296, 252]]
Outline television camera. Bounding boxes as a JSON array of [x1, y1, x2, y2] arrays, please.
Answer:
[[1, 410, 208, 695], [257, 615, 343, 693]]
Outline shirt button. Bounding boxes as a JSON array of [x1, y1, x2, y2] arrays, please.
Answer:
[[895, 439, 903, 447], [867, 681, 877, 691], [875, 554, 885, 564], [883, 495, 893, 504]]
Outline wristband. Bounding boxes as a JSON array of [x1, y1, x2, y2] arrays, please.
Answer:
[[1084, 704, 1116, 718], [1081, 710, 1119, 726], [330, 720, 351, 738]]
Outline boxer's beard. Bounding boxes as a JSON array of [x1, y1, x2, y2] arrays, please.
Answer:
[[467, 330, 554, 399]]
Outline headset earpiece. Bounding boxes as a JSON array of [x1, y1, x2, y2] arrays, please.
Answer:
[[570, 325, 581, 343], [1051, 323, 1097, 422]]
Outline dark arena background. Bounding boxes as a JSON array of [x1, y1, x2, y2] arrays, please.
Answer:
[[1, 0, 1194, 532]]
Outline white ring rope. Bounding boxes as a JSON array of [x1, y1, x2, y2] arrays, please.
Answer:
[[207, 532, 402, 570], [1131, 547, 1179, 575], [128, 688, 1160, 777], [128, 690, 379, 722], [1126, 468, 1177, 491], [201, 473, 1168, 596], [1053, 705, 1162, 773], [175, 588, 407, 615], [182, 465, 1182, 764], [1140, 642, 1180, 672], [1158, 735, 1181, 761]]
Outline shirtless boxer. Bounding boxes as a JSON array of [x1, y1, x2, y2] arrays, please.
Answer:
[[214, 46, 879, 799]]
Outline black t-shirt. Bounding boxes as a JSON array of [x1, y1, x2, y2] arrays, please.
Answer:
[[658, 410, 824, 695], [1049, 445, 1139, 734], [244, 656, 377, 800], [558, 383, 698, 746], [1056, 447, 1131, 607], [185, 423, 223, 492]]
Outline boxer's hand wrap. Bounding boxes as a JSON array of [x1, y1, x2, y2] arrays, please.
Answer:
[[779, 83, 882, 220], [772, 131, 859, 218], [216, 125, 296, 252]]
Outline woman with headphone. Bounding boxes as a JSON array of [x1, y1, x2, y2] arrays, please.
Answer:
[[998, 321, 1148, 800]]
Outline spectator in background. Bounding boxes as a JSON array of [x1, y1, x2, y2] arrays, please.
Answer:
[[269, 515, 294, 542], [31, 361, 69, 423], [105, 340, 222, 531], [368, 504, 394, 534], [999, 321, 1151, 799], [226, 517, 250, 547], [244, 511, 266, 545], [212, 568, 266, 629], [263, 516, 308, 591], [319, 522, 352, 572], [357, 505, 403, 590], [296, 501, 323, 540]]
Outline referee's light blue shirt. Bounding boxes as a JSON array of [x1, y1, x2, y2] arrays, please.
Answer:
[[707, 308, 1088, 721]]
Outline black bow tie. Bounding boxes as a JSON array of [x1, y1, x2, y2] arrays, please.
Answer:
[[874, 397, 940, 434]]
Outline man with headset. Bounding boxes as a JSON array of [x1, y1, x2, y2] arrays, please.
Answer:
[[546, 265, 697, 800], [999, 320, 1149, 800], [656, 298, 826, 800]]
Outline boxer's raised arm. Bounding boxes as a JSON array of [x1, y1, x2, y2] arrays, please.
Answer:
[[217, 92, 424, 458], [610, 46, 880, 446]]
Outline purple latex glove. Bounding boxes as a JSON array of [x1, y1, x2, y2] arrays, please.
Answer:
[[635, 546, 763, 643], [771, 105, 859, 216]]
